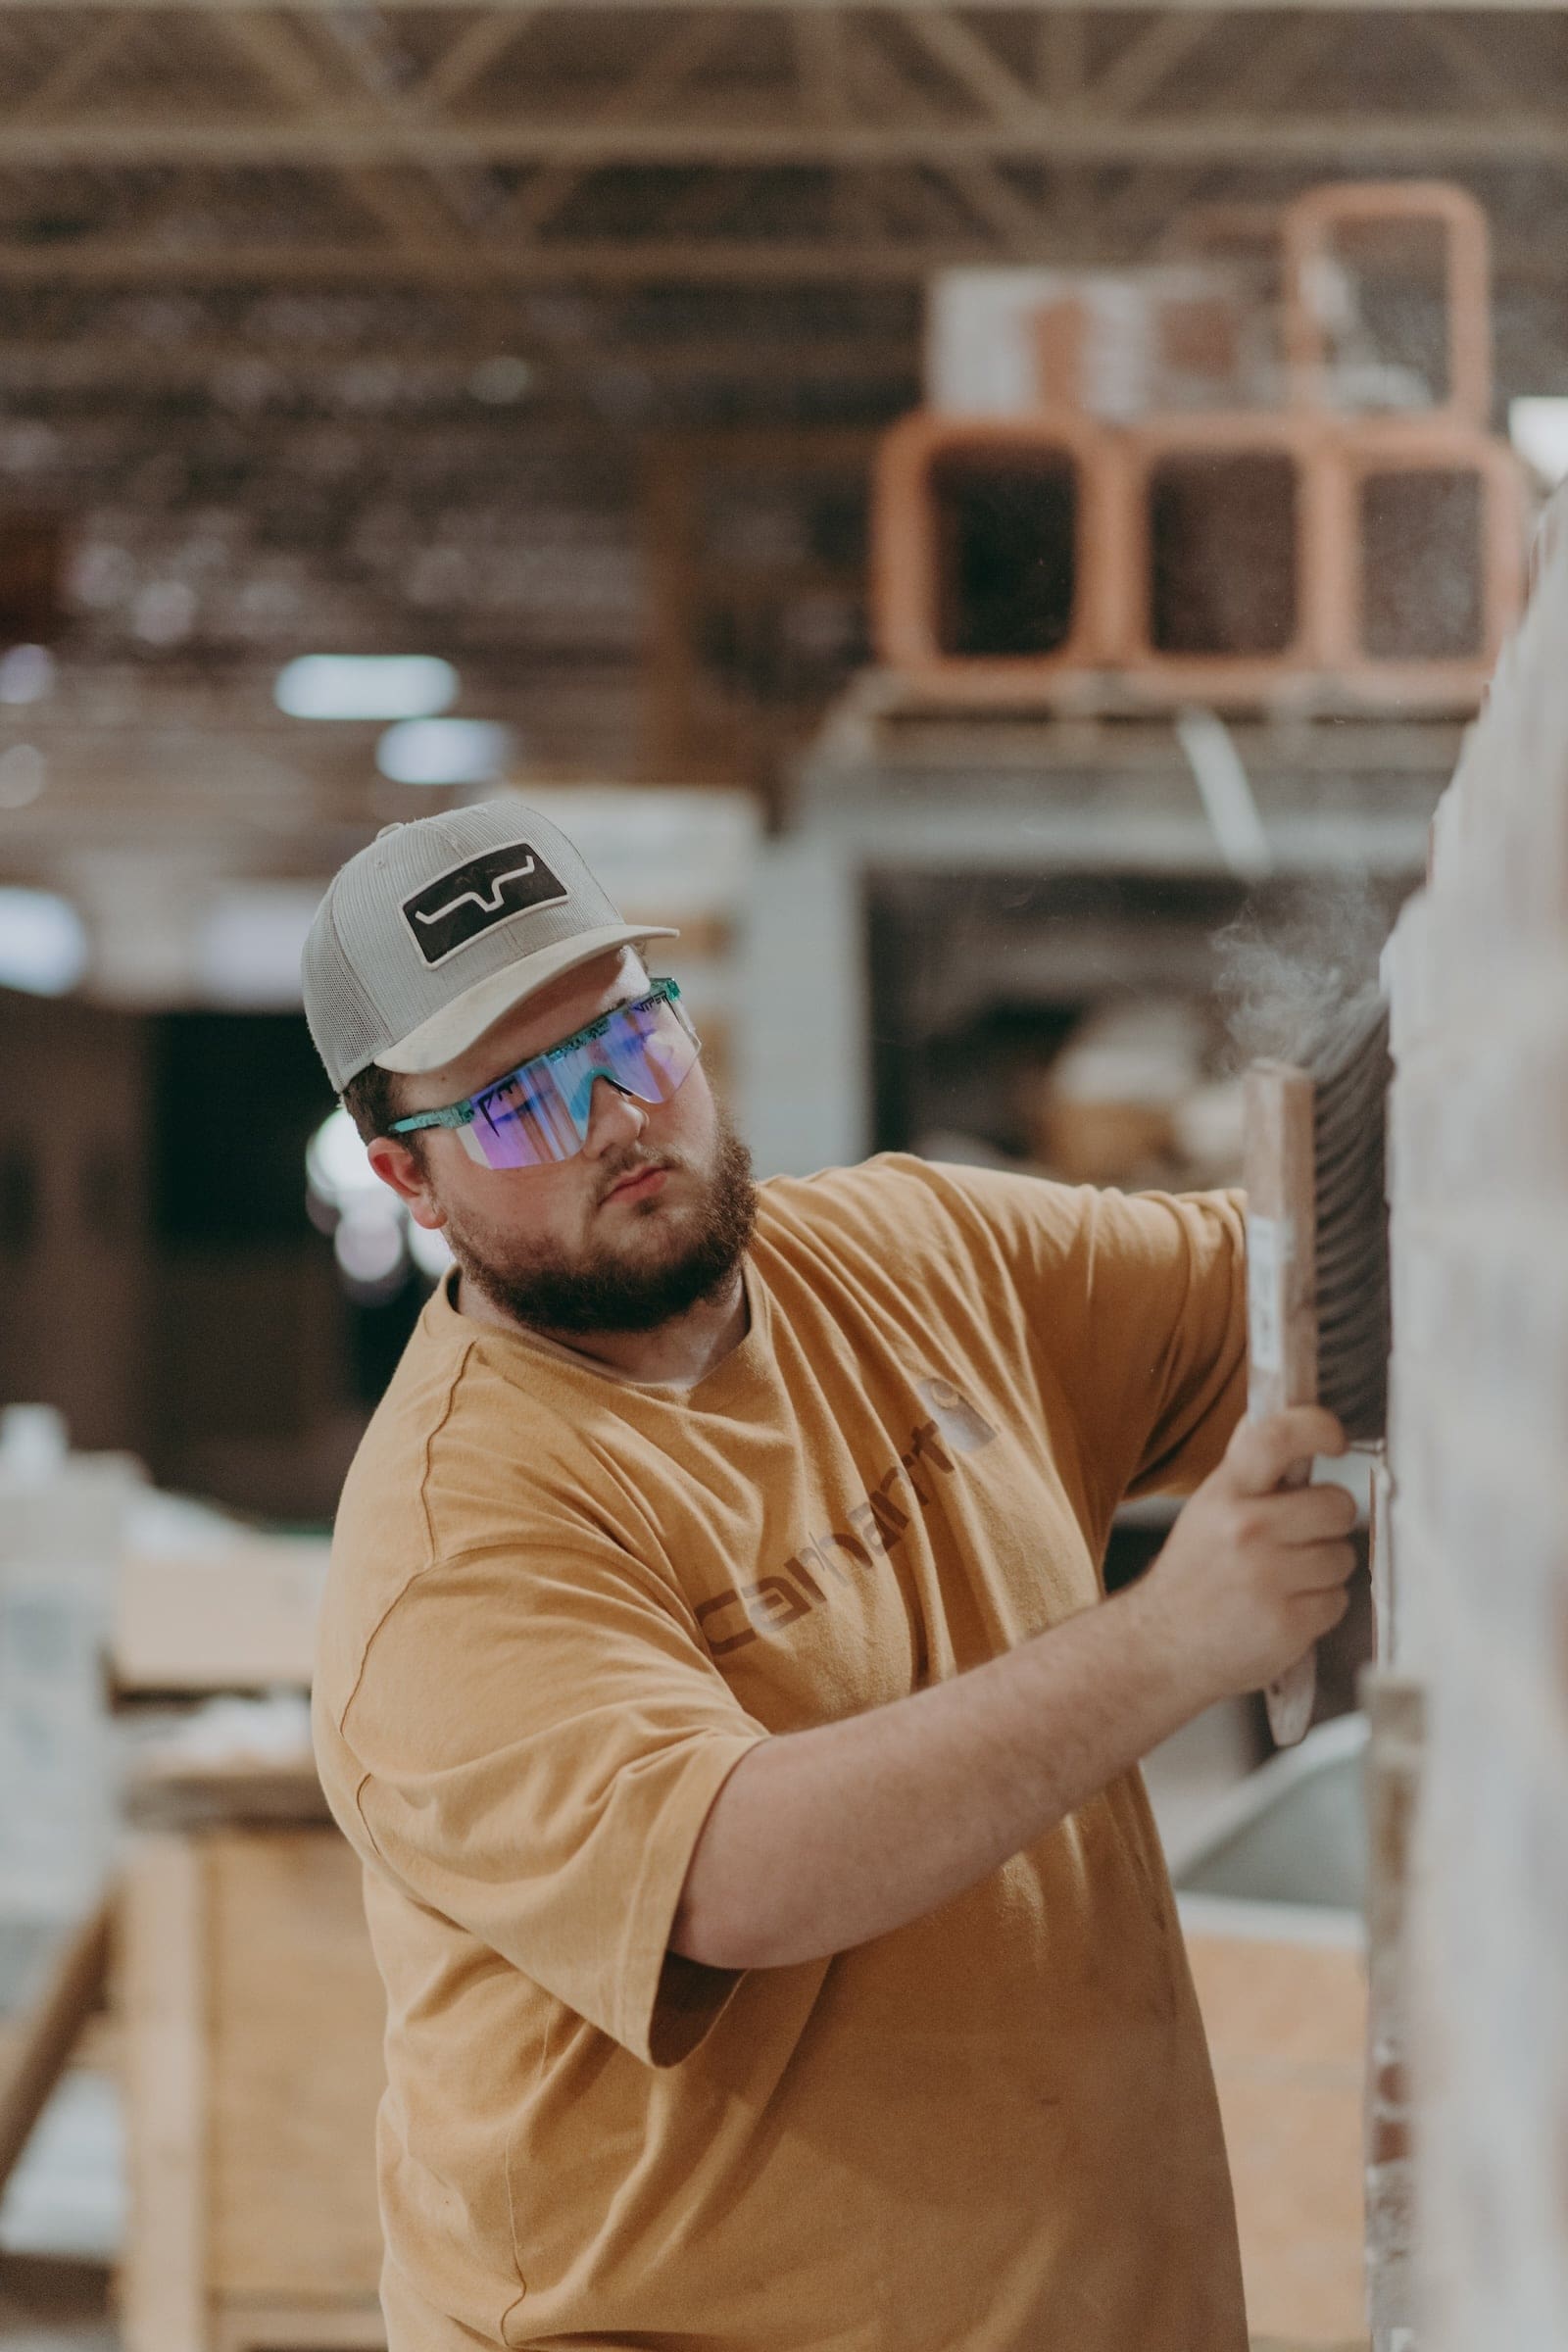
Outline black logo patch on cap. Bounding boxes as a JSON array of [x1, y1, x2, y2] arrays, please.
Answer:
[[402, 841, 569, 966]]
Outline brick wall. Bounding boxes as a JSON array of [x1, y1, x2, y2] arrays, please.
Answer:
[[1380, 485, 1568, 2345]]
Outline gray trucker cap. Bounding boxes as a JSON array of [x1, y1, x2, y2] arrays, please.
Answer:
[[302, 801, 677, 1095]]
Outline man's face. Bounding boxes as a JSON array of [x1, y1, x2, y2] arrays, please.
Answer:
[[367, 948, 757, 1336]]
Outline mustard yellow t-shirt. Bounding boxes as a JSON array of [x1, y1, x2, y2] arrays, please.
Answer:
[[314, 1155, 1250, 2352]]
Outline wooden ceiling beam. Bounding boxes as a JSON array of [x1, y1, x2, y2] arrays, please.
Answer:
[[1200, 11, 1337, 110], [11, 11, 140, 116], [1036, 13, 1087, 101], [789, 9, 854, 126], [900, 12, 1042, 121], [938, 158, 1055, 248], [1085, 8, 1219, 115], [0, 111, 1560, 164], [415, 8, 542, 108], [0, 331, 921, 383], [0, 226, 1559, 284], [0, 0, 1554, 14], [209, 10, 476, 256]]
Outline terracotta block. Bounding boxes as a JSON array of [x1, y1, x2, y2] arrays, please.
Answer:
[[1032, 296, 1090, 411], [1322, 422, 1527, 710], [1155, 292, 1246, 391], [1116, 414, 1334, 705], [871, 409, 1128, 695], [1284, 180, 1493, 428], [1029, 281, 1253, 415]]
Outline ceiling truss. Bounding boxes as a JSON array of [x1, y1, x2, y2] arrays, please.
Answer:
[[0, 4, 1557, 285], [0, 1, 1559, 874]]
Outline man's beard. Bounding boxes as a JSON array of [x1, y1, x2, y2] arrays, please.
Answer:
[[446, 1108, 759, 1338]]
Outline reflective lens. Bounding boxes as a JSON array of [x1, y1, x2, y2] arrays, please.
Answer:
[[459, 987, 701, 1170]]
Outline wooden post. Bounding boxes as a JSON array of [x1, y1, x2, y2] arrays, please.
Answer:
[[121, 1835, 209, 2352]]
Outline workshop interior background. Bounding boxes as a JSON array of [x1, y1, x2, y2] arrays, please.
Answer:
[[0, 7, 1566, 2350]]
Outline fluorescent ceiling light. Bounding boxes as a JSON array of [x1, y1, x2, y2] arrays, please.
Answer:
[[376, 717, 514, 788], [1509, 398, 1568, 485], [0, 888, 88, 996], [335, 1205, 407, 1290], [274, 654, 459, 721], [307, 1107, 382, 1212], [408, 1218, 454, 1279], [306, 1107, 454, 1294], [0, 645, 55, 706]]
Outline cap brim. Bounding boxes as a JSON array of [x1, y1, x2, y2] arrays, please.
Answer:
[[374, 923, 680, 1076]]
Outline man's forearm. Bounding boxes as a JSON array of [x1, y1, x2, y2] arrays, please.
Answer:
[[669, 1580, 1203, 1972]]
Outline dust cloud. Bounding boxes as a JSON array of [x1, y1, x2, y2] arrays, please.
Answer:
[[1214, 879, 1391, 1073]]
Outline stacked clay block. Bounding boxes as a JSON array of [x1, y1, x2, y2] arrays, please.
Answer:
[[873, 178, 1527, 712], [1283, 180, 1493, 429], [872, 409, 1127, 692], [1322, 421, 1526, 706], [1117, 414, 1334, 703]]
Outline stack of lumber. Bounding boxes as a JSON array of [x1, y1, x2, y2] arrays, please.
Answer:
[[113, 1535, 386, 2352], [120, 1775, 385, 2352], [0, 1531, 389, 2352]]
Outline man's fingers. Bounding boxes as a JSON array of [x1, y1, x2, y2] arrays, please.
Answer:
[[1291, 1539, 1359, 1591], [1302, 1582, 1353, 1641], [1224, 1406, 1348, 1496], [1266, 1482, 1360, 1544]]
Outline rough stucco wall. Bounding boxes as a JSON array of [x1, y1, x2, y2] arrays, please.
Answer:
[[1382, 486, 1568, 2348]]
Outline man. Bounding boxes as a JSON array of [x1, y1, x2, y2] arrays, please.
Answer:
[[305, 800, 1356, 2352]]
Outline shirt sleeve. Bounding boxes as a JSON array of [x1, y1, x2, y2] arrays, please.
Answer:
[[337, 1529, 769, 2069], [906, 1163, 1248, 1543], [1068, 1183, 1249, 1510]]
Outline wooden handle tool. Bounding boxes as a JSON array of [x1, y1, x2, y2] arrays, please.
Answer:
[[1243, 1061, 1319, 1748]]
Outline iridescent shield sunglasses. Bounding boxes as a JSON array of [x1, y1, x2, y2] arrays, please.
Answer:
[[388, 978, 702, 1170]]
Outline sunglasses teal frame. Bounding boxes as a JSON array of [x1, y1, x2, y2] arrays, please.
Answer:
[[387, 978, 695, 1150]]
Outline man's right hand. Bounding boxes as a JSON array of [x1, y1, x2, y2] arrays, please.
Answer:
[[1136, 1406, 1360, 1702], [674, 1402, 1362, 1973]]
